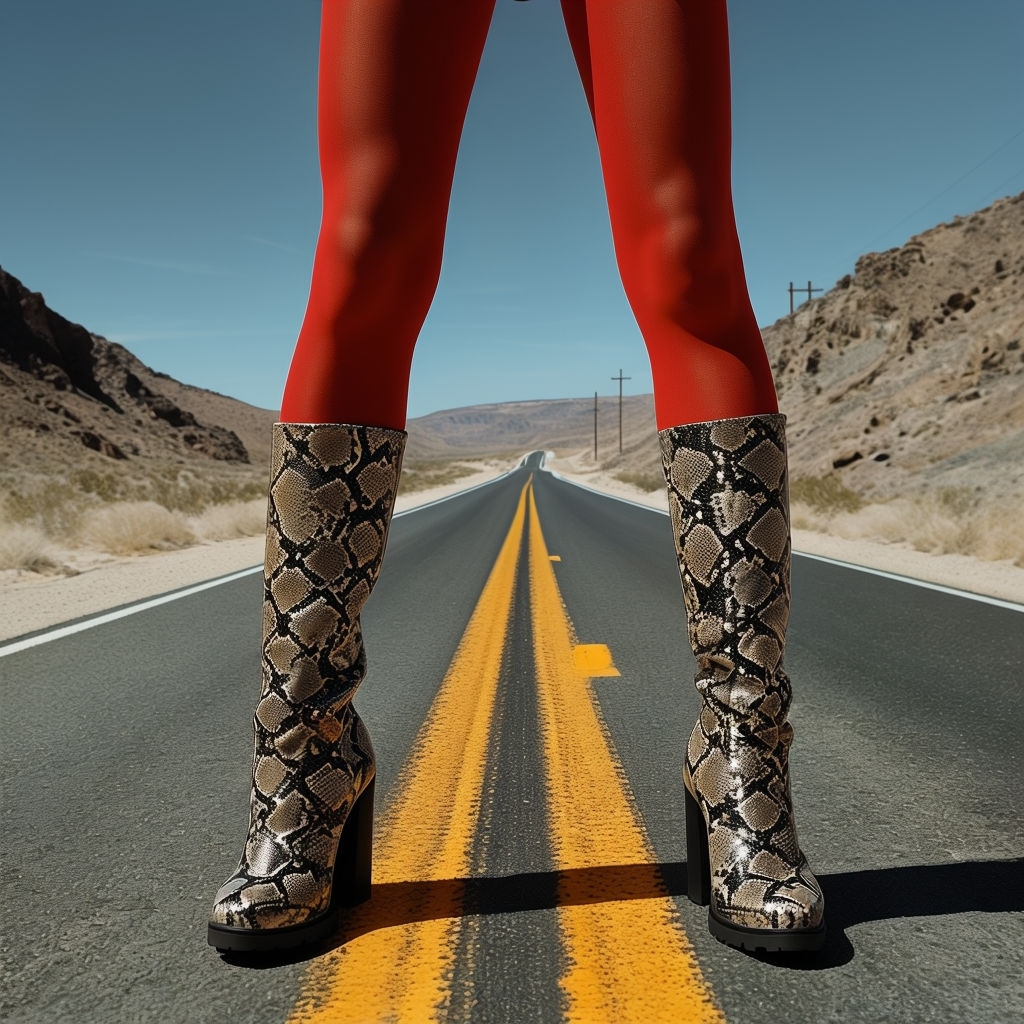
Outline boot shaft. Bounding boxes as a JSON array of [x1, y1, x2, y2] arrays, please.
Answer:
[[659, 413, 791, 698], [262, 422, 407, 711]]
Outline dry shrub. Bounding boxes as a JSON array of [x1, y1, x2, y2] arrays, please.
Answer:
[[76, 501, 196, 555], [1, 463, 267, 538], [0, 523, 57, 572], [190, 500, 266, 541], [400, 461, 478, 494], [798, 491, 1024, 567], [614, 470, 665, 493], [790, 475, 865, 514]]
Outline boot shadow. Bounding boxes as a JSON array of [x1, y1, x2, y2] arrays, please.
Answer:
[[221, 856, 1023, 970], [741, 856, 1024, 970]]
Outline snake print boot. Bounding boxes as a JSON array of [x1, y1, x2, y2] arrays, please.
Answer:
[[208, 422, 406, 953], [659, 413, 825, 953]]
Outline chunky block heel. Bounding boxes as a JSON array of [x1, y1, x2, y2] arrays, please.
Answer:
[[333, 775, 374, 907], [684, 786, 711, 906]]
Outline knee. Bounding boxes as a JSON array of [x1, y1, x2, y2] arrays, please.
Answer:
[[619, 174, 745, 331], [319, 195, 446, 298]]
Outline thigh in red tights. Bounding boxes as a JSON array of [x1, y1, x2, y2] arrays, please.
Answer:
[[279, 0, 495, 428], [561, 0, 779, 429]]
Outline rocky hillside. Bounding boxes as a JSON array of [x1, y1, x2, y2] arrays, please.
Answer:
[[0, 266, 277, 471], [768, 191, 1023, 502]]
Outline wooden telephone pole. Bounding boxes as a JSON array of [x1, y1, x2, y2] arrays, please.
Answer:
[[611, 369, 631, 454], [789, 280, 823, 314]]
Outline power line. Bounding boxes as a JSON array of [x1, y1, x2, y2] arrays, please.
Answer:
[[851, 125, 1024, 259]]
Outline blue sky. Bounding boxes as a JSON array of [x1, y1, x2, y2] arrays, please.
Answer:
[[2, 0, 1021, 418]]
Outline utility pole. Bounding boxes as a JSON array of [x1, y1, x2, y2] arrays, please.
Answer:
[[593, 392, 598, 461], [788, 280, 823, 314], [611, 368, 631, 454]]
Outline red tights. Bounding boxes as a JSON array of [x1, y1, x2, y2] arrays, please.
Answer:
[[280, 0, 778, 431]]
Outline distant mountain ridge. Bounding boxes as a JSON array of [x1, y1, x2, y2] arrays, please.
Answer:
[[405, 394, 657, 463]]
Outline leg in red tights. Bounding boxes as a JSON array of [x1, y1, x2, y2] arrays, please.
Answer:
[[280, 0, 496, 429], [560, 0, 778, 429], [562, 2, 827, 955]]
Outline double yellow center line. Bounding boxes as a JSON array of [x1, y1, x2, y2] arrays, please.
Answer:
[[289, 476, 723, 1023]]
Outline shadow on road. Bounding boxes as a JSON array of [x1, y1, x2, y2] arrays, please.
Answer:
[[824, 856, 1024, 928], [220, 856, 1023, 971], [751, 856, 1024, 971]]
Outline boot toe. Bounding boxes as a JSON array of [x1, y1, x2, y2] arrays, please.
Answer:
[[209, 872, 321, 931], [713, 871, 824, 932]]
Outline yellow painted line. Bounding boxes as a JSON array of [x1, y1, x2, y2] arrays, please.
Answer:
[[288, 478, 532, 1024], [527, 485, 725, 1024], [572, 643, 620, 677]]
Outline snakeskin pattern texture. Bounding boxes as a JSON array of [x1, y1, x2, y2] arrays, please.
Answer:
[[210, 422, 406, 932], [659, 413, 824, 935]]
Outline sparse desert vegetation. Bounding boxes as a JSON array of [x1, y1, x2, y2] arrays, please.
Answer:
[[613, 469, 665, 493], [593, 464, 1023, 568], [0, 522, 57, 573], [0, 457, 500, 573], [0, 458, 269, 569], [791, 485, 1023, 567], [398, 460, 482, 494]]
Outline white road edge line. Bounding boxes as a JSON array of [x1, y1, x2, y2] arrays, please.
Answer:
[[0, 465, 524, 658], [0, 565, 265, 659], [543, 458, 1024, 613], [791, 550, 1023, 612]]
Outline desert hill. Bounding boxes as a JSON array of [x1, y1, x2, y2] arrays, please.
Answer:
[[1, 266, 277, 523], [768, 191, 1023, 504], [0, 267, 270, 466]]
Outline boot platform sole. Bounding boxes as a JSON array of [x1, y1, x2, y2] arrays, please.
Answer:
[[207, 875, 372, 954], [707, 911, 825, 954]]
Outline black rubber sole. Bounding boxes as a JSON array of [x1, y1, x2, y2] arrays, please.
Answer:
[[707, 910, 826, 954], [208, 907, 342, 954]]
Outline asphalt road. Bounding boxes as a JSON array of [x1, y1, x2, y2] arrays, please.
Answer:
[[2, 454, 1021, 1023]]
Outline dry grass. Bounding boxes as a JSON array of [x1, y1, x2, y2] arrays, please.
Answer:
[[614, 469, 665, 493], [0, 458, 268, 567], [75, 502, 197, 555], [789, 475, 865, 514], [792, 488, 1024, 567], [0, 457, 491, 570], [399, 460, 479, 494], [1, 463, 266, 535], [189, 500, 267, 541], [0, 523, 58, 572]]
